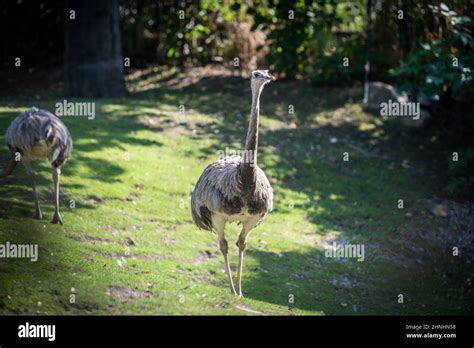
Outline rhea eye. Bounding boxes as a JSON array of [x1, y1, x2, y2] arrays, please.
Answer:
[[254, 73, 260, 78]]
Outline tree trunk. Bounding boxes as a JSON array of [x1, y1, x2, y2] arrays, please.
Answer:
[[65, 0, 125, 97], [363, 0, 372, 105]]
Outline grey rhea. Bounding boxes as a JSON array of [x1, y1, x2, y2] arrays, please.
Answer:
[[191, 70, 274, 296], [1, 107, 73, 224]]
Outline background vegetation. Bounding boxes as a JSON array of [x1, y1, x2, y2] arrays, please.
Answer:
[[1, 0, 472, 196]]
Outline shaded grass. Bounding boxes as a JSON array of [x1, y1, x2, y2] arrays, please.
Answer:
[[0, 70, 472, 315]]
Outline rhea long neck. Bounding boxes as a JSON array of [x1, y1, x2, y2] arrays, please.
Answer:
[[242, 83, 263, 181]]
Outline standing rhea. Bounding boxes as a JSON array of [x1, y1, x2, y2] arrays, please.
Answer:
[[191, 70, 274, 296], [1, 107, 72, 224]]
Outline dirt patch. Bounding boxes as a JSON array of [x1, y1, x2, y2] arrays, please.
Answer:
[[96, 251, 167, 261], [414, 199, 473, 262], [106, 287, 152, 302], [315, 232, 357, 264], [137, 115, 165, 131], [176, 265, 214, 284], [368, 198, 474, 270], [190, 250, 217, 264], [70, 235, 112, 244], [102, 225, 126, 235], [87, 195, 103, 204], [162, 236, 178, 246], [63, 302, 100, 314], [331, 276, 358, 289]]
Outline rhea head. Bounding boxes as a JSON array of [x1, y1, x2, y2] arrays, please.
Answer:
[[251, 70, 274, 93]]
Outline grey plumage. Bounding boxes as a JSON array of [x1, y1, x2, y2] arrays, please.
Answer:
[[191, 155, 273, 230], [191, 70, 274, 296], [2, 107, 72, 224]]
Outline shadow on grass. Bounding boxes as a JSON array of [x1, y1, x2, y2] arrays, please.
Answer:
[[0, 177, 97, 220], [0, 104, 164, 220], [131, 73, 362, 125], [242, 248, 364, 315], [241, 246, 474, 315]]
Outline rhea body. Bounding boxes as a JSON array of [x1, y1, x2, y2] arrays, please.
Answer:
[[1, 107, 72, 224], [191, 70, 274, 296]]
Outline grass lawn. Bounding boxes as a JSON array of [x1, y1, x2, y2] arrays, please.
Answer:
[[0, 68, 472, 315]]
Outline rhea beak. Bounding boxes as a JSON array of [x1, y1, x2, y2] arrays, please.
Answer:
[[266, 74, 274, 81]]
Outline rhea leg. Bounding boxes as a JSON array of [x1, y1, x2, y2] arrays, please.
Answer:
[[51, 167, 62, 224], [220, 237, 237, 296], [214, 216, 237, 295], [22, 159, 42, 220], [236, 219, 259, 297], [236, 228, 249, 297]]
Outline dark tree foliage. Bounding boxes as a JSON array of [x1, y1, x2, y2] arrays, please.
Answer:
[[248, 0, 367, 83], [391, 2, 474, 197], [119, 0, 248, 69], [0, 0, 64, 70]]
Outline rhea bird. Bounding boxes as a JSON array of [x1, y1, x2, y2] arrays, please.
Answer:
[[191, 70, 274, 296], [1, 107, 72, 224]]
